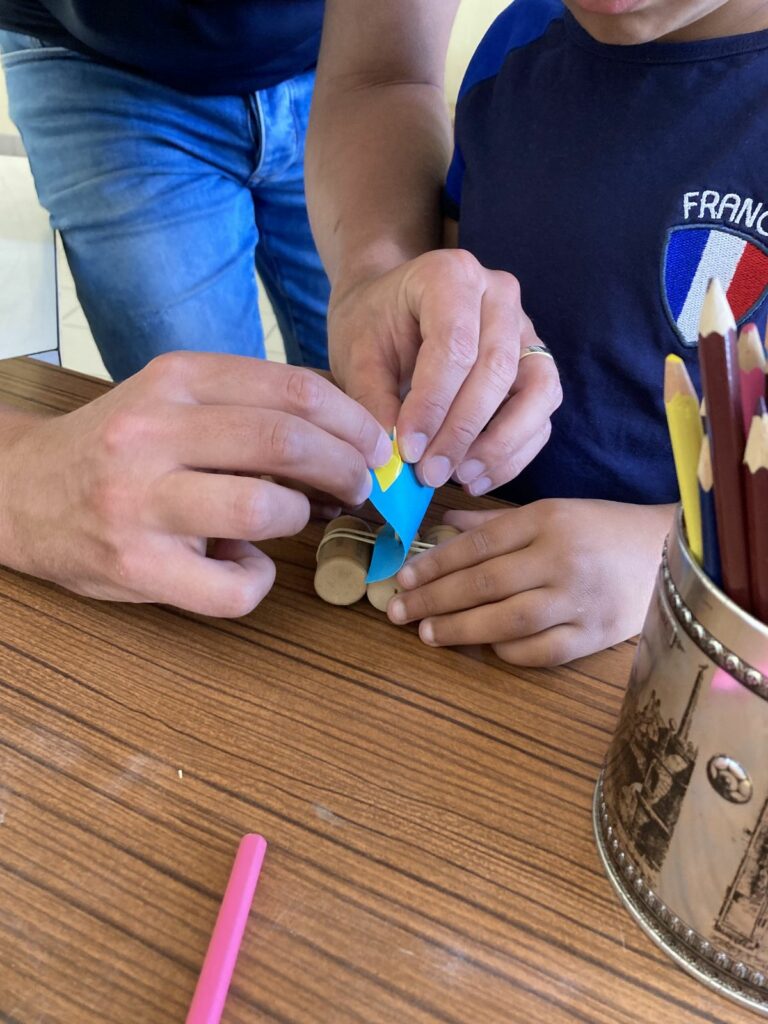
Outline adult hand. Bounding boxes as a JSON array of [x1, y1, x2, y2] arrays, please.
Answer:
[[0, 353, 391, 616], [328, 249, 562, 494], [386, 500, 673, 666]]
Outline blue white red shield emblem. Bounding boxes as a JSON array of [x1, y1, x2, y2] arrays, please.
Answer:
[[662, 225, 768, 346]]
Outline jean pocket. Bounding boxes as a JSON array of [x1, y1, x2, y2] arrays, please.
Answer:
[[0, 31, 74, 67], [288, 69, 316, 133]]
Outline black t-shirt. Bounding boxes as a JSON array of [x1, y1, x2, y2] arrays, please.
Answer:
[[0, 0, 324, 94]]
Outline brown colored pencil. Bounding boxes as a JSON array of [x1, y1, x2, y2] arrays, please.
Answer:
[[744, 396, 768, 622], [697, 278, 751, 610]]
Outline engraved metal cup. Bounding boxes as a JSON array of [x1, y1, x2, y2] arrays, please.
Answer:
[[595, 508, 768, 1014]]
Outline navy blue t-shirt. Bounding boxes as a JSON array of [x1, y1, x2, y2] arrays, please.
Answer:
[[446, 0, 768, 506], [0, 1, 323, 94]]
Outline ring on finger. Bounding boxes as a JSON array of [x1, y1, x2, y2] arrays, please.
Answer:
[[520, 344, 557, 360]]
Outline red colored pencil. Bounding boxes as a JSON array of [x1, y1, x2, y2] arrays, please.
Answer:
[[697, 279, 751, 610], [744, 397, 768, 623], [737, 323, 766, 436]]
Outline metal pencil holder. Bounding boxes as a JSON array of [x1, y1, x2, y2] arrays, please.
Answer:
[[595, 507, 768, 1014]]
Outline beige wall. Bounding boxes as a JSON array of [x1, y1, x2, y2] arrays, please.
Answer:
[[447, 0, 509, 105]]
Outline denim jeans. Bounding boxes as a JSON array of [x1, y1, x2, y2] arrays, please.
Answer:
[[0, 31, 330, 380]]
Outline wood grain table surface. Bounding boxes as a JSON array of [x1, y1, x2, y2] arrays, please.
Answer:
[[0, 358, 754, 1023]]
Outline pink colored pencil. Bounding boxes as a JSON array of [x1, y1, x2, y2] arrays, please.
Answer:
[[737, 323, 766, 435], [186, 834, 268, 1024]]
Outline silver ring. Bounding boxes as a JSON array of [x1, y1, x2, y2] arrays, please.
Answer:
[[519, 343, 554, 361]]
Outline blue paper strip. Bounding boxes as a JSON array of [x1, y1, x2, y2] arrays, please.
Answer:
[[366, 459, 434, 583]]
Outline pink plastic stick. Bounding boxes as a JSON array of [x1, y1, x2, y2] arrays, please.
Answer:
[[186, 834, 268, 1024]]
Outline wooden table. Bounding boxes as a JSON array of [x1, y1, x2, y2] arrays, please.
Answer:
[[0, 359, 753, 1023]]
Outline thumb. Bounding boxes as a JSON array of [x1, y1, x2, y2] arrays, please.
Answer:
[[328, 281, 407, 434], [348, 382, 402, 436], [334, 351, 403, 434], [208, 539, 277, 611], [157, 540, 277, 618]]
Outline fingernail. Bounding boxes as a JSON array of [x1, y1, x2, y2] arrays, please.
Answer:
[[389, 598, 407, 623], [421, 620, 436, 645], [456, 459, 485, 485], [398, 564, 417, 588], [399, 432, 428, 463], [374, 433, 394, 468], [422, 455, 452, 489], [468, 476, 492, 497]]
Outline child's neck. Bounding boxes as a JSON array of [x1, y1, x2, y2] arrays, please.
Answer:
[[661, 0, 768, 41], [567, 0, 768, 45]]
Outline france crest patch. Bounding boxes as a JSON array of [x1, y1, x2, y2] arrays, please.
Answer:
[[662, 225, 768, 346]]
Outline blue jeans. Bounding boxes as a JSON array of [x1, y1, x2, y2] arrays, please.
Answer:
[[0, 31, 330, 380]]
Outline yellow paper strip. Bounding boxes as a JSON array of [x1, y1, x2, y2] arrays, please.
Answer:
[[374, 431, 404, 492]]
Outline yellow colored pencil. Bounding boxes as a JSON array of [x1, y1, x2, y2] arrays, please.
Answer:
[[665, 354, 704, 561]]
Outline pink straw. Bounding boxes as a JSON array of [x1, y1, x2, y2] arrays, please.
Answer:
[[186, 834, 267, 1024]]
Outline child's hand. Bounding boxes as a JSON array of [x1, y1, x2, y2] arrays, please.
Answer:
[[388, 500, 675, 666]]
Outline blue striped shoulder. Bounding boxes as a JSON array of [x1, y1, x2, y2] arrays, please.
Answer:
[[458, 0, 565, 101], [445, 0, 564, 218]]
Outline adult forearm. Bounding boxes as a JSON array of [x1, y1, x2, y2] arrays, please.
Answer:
[[306, 0, 459, 293], [306, 78, 452, 291]]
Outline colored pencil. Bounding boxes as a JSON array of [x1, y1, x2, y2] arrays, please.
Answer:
[[737, 322, 766, 435], [743, 397, 768, 622], [664, 354, 704, 561], [697, 278, 751, 610], [186, 834, 267, 1024], [697, 432, 722, 588]]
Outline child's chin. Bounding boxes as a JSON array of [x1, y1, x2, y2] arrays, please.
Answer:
[[564, 0, 665, 45]]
